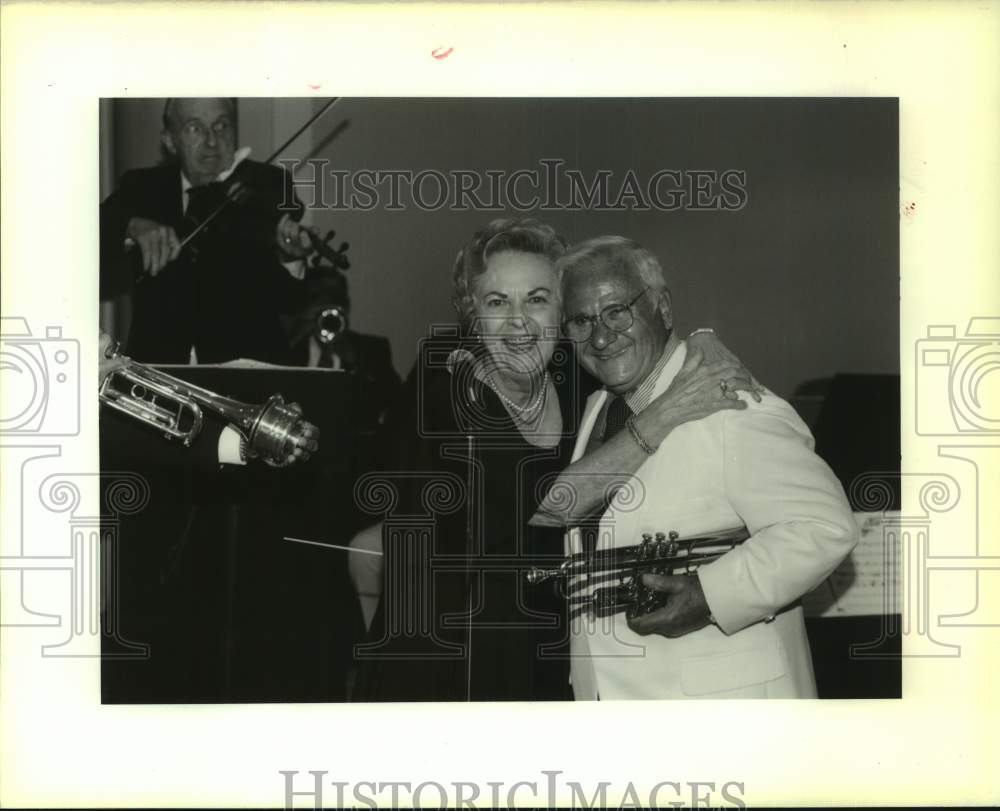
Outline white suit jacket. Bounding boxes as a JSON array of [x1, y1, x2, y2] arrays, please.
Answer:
[[567, 342, 858, 700]]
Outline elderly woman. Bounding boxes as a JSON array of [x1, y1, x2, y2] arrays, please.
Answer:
[[352, 218, 755, 702]]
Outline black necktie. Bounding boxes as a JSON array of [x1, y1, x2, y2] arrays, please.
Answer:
[[184, 182, 226, 227], [604, 395, 633, 440], [185, 181, 223, 202], [576, 395, 633, 558]]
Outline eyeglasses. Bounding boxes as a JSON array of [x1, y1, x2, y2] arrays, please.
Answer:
[[178, 118, 233, 143], [562, 287, 652, 342]]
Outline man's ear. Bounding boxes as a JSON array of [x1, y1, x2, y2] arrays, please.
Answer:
[[160, 130, 177, 157], [656, 288, 674, 330]]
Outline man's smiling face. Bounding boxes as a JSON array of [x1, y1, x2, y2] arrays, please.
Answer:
[[562, 262, 672, 396]]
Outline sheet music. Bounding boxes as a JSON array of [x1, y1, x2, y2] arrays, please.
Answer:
[[802, 512, 901, 618]]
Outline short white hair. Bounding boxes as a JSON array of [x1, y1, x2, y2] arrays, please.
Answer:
[[555, 235, 668, 295]]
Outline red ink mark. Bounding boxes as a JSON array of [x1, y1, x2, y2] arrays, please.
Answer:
[[904, 201, 917, 218], [307, 82, 322, 90], [432, 46, 454, 60]]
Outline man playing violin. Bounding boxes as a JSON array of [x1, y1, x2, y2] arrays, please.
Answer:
[[534, 236, 859, 700], [100, 97, 317, 364]]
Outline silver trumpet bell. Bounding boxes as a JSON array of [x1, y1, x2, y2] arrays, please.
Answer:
[[316, 305, 349, 345], [99, 352, 312, 467]]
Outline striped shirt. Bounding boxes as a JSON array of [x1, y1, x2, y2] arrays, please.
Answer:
[[588, 340, 679, 450]]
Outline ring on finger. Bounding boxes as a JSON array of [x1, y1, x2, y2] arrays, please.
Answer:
[[719, 379, 729, 394]]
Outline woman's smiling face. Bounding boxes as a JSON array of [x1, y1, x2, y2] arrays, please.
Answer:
[[471, 250, 562, 377]]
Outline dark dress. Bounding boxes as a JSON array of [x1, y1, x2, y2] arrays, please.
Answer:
[[353, 337, 588, 702]]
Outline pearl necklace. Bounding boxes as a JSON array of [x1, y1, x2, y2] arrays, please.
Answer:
[[485, 371, 550, 416]]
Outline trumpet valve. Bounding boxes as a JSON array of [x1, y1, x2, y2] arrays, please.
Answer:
[[653, 531, 667, 555], [638, 533, 655, 558]]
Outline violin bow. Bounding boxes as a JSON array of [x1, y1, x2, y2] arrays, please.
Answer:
[[177, 96, 343, 251]]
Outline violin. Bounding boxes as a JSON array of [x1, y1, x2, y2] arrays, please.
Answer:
[[304, 229, 351, 272], [130, 98, 349, 279], [179, 160, 351, 272]]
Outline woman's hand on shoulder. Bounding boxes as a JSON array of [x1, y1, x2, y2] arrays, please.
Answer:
[[686, 330, 764, 395], [640, 343, 761, 440]]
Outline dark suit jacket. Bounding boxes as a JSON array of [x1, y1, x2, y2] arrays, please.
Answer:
[[100, 161, 305, 365]]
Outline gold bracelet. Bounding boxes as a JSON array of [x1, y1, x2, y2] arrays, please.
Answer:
[[625, 415, 656, 455]]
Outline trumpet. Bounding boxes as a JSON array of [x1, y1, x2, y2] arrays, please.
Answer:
[[99, 352, 315, 467], [316, 305, 349, 345], [528, 527, 749, 618]]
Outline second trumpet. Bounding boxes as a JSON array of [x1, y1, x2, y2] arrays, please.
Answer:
[[100, 355, 315, 467], [529, 527, 750, 618]]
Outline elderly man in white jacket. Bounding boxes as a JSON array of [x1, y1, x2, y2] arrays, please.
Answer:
[[531, 236, 858, 700]]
